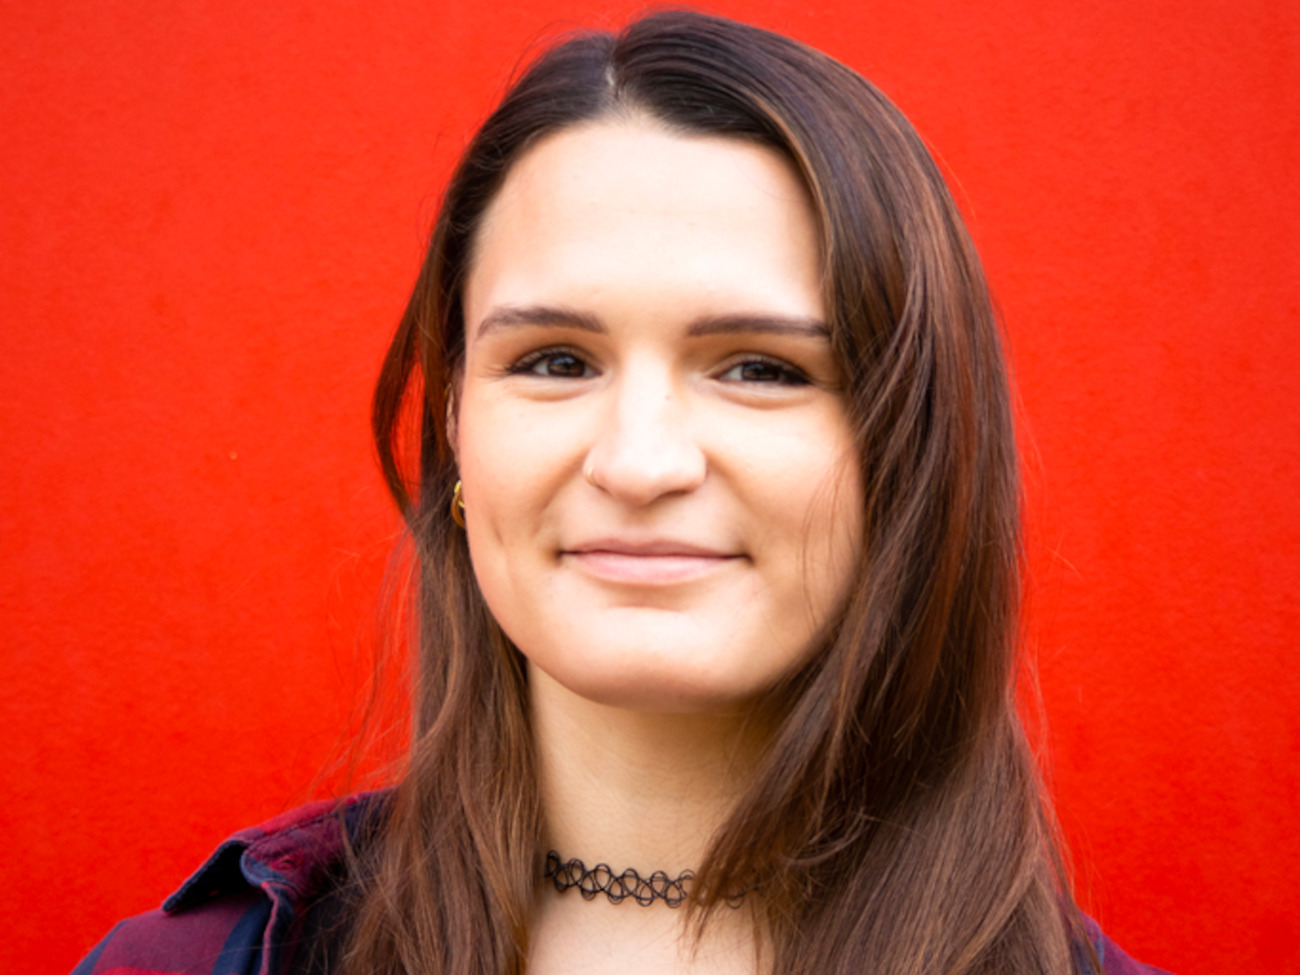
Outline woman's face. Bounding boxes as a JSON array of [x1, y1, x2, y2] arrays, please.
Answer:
[[457, 119, 863, 714]]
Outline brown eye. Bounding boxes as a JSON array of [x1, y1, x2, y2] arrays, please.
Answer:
[[719, 357, 810, 385], [510, 349, 594, 378]]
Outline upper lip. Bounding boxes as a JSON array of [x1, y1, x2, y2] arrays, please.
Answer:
[[564, 537, 737, 558]]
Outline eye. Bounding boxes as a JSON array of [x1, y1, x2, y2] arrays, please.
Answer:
[[717, 356, 810, 386], [508, 347, 596, 379]]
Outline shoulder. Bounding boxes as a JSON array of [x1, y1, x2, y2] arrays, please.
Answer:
[[1081, 915, 1176, 975], [71, 791, 388, 975]]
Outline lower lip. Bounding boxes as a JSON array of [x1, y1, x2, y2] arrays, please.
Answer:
[[563, 551, 738, 585]]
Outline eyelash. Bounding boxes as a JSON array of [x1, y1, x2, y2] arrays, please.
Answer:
[[505, 347, 811, 386], [717, 355, 811, 386], [507, 347, 594, 379]]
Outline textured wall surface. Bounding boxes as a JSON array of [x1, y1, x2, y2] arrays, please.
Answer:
[[2, 2, 1295, 973]]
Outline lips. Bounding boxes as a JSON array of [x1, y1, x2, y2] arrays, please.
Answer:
[[562, 538, 740, 584]]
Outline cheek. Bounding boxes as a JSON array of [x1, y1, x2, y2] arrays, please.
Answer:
[[456, 397, 563, 524], [454, 396, 582, 621], [771, 425, 864, 609], [454, 400, 534, 589], [757, 413, 860, 525]]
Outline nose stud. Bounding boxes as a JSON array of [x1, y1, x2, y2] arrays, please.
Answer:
[[583, 464, 597, 485]]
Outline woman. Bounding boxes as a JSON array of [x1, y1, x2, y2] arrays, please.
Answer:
[[73, 11, 1168, 975]]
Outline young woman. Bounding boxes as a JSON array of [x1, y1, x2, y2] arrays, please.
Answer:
[[73, 11, 1169, 975]]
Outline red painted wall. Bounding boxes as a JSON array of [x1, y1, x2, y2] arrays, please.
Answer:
[[2, 2, 1295, 972]]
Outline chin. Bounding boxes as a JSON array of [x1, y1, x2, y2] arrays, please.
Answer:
[[526, 631, 779, 715], [549, 673, 760, 715]]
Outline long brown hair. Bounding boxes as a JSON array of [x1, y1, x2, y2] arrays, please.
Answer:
[[345, 10, 1090, 975]]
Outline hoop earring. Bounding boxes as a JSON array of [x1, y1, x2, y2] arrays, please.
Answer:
[[451, 480, 466, 529]]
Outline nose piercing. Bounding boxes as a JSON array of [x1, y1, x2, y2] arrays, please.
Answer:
[[583, 464, 597, 485]]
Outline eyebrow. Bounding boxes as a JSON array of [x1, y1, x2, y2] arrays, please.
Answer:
[[475, 305, 830, 340], [686, 313, 830, 338], [475, 305, 604, 339]]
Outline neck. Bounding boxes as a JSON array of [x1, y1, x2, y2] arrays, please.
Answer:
[[528, 665, 765, 876]]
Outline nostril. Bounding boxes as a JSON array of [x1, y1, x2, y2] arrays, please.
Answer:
[[585, 446, 707, 506]]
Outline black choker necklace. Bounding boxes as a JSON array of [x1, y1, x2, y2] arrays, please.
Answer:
[[544, 850, 697, 907]]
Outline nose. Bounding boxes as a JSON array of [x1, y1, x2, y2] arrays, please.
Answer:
[[583, 370, 706, 507]]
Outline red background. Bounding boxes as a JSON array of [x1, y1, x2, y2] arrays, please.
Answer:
[[2, 1, 1296, 972]]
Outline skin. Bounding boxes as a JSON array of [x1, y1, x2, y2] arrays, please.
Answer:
[[455, 118, 864, 974]]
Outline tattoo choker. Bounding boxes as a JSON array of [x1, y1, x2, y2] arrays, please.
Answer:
[[544, 850, 697, 907]]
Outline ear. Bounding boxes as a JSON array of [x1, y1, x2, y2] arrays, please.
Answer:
[[444, 380, 460, 465]]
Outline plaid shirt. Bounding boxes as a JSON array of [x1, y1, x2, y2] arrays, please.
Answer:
[[71, 793, 1169, 975], [70, 793, 378, 975]]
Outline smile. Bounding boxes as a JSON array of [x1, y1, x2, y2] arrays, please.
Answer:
[[561, 540, 741, 585]]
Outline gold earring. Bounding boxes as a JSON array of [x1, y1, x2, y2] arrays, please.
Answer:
[[451, 480, 466, 528]]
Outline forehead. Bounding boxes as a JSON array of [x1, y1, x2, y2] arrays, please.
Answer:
[[485, 119, 810, 228], [465, 119, 824, 324]]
